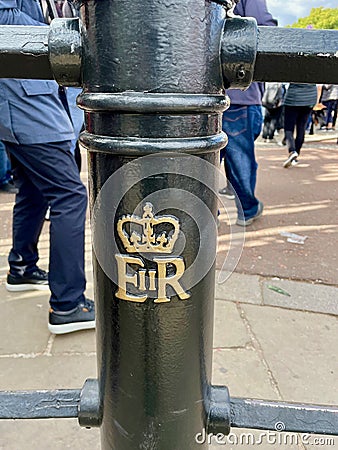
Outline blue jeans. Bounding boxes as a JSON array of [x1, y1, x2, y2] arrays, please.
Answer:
[[221, 105, 262, 220], [323, 99, 338, 127], [0, 140, 12, 185]]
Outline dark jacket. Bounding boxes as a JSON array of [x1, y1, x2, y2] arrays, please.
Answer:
[[226, 0, 277, 106], [0, 0, 75, 144]]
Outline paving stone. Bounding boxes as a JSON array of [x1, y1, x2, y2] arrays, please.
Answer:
[[0, 277, 50, 305], [0, 296, 50, 355], [242, 304, 338, 405], [215, 271, 262, 305], [213, 301, 250, 349], [0, 419, 100, 450], [52, 329, 96, 354], [212, 348, 278, 400], [263, 278, 338, 315], [0, 355, 96, 390]]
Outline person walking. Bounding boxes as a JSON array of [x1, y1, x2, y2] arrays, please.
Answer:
[[282, 83, 318, 168], [321, 84, 338, 131], [220, 0, 277, 226], [0, 0, 95, 334], [261, 83, 285, 143]]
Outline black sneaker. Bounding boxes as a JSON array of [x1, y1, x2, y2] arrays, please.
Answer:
[[219, 186, 235, 200], [236, 201, 264, 227], [6, 268, 49, 292], [0, 181, 18, 194], [48, 298, 95, 334]]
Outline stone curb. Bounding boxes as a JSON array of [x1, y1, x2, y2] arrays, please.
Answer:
[[215, 270, 338, 316]]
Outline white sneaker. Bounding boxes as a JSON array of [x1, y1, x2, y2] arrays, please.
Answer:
[[283, 151, 298, 168]]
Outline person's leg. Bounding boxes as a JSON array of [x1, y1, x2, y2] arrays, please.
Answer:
[[305, 111, 312, 133], [6, 152, 48, 276], [277, 105, 284, 132], [6, 141, 88, 312], [0, 144, 18, 194], [332, 100, 338, 129], [323, 100, 334, 129], [0, 141, 14, 184], [222, 105, 261, 220], [283, 106, 301, 168], [250, 105, 264, 196], [262, 108, 271, 140], [0, 141, 9, 185], [268, 108, 279, 139], [309, 111, 315, 135], [283, 106, 298, 154], [295, 107, 312, 155]]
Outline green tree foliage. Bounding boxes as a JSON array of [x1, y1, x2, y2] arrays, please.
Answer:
[[289, 7, 338, 30]]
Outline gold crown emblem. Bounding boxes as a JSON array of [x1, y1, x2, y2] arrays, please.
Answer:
[[117, 202, 180, 253]]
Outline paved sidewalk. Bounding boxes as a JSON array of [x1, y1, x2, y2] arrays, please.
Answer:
[[217, 133, 338, 285], [0, 136, 337, 449]]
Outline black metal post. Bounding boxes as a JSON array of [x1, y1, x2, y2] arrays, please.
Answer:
[[77, 1, 227, 448]]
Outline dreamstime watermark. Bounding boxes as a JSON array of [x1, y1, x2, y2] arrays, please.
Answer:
[[92, 152, 245, 301], [195, 426, 336, 446]]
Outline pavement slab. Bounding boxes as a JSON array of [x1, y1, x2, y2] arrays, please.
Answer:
[[0, 296, 50, 355], [0, 420, 100, 450], [0, 354, 96, 391], [212, 347, 278, 400], [262, 277, 338, 315], [213, 301, 251, 348], [215, 271, 262, 305], [241, 303, 338, 405]]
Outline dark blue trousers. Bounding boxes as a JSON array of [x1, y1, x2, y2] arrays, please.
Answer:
[[6, 141, 88, 311]]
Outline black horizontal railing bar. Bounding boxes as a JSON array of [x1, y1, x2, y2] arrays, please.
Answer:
[[0, 389, 81, 419], [230, 397, 338, 435], [1, 24, 338, 84], [2, 386, 337, 437], [254, 26, 338, 84], [209, 386, 338, 436], [0, 25, 53, 79]]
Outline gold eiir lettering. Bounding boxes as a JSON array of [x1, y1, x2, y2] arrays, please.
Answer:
[[115, 203, 190, 304]]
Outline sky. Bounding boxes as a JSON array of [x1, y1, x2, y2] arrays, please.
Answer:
[[266, 0, 337, 27]]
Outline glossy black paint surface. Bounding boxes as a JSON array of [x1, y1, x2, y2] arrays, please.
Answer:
[[79, 1, 226, 448], [254, 26, 338, 84]]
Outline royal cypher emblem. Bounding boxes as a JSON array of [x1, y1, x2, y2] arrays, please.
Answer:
[[115, 202, 190, 303]]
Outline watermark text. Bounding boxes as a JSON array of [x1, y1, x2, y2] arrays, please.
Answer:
[[195, 428, 336, 446]]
